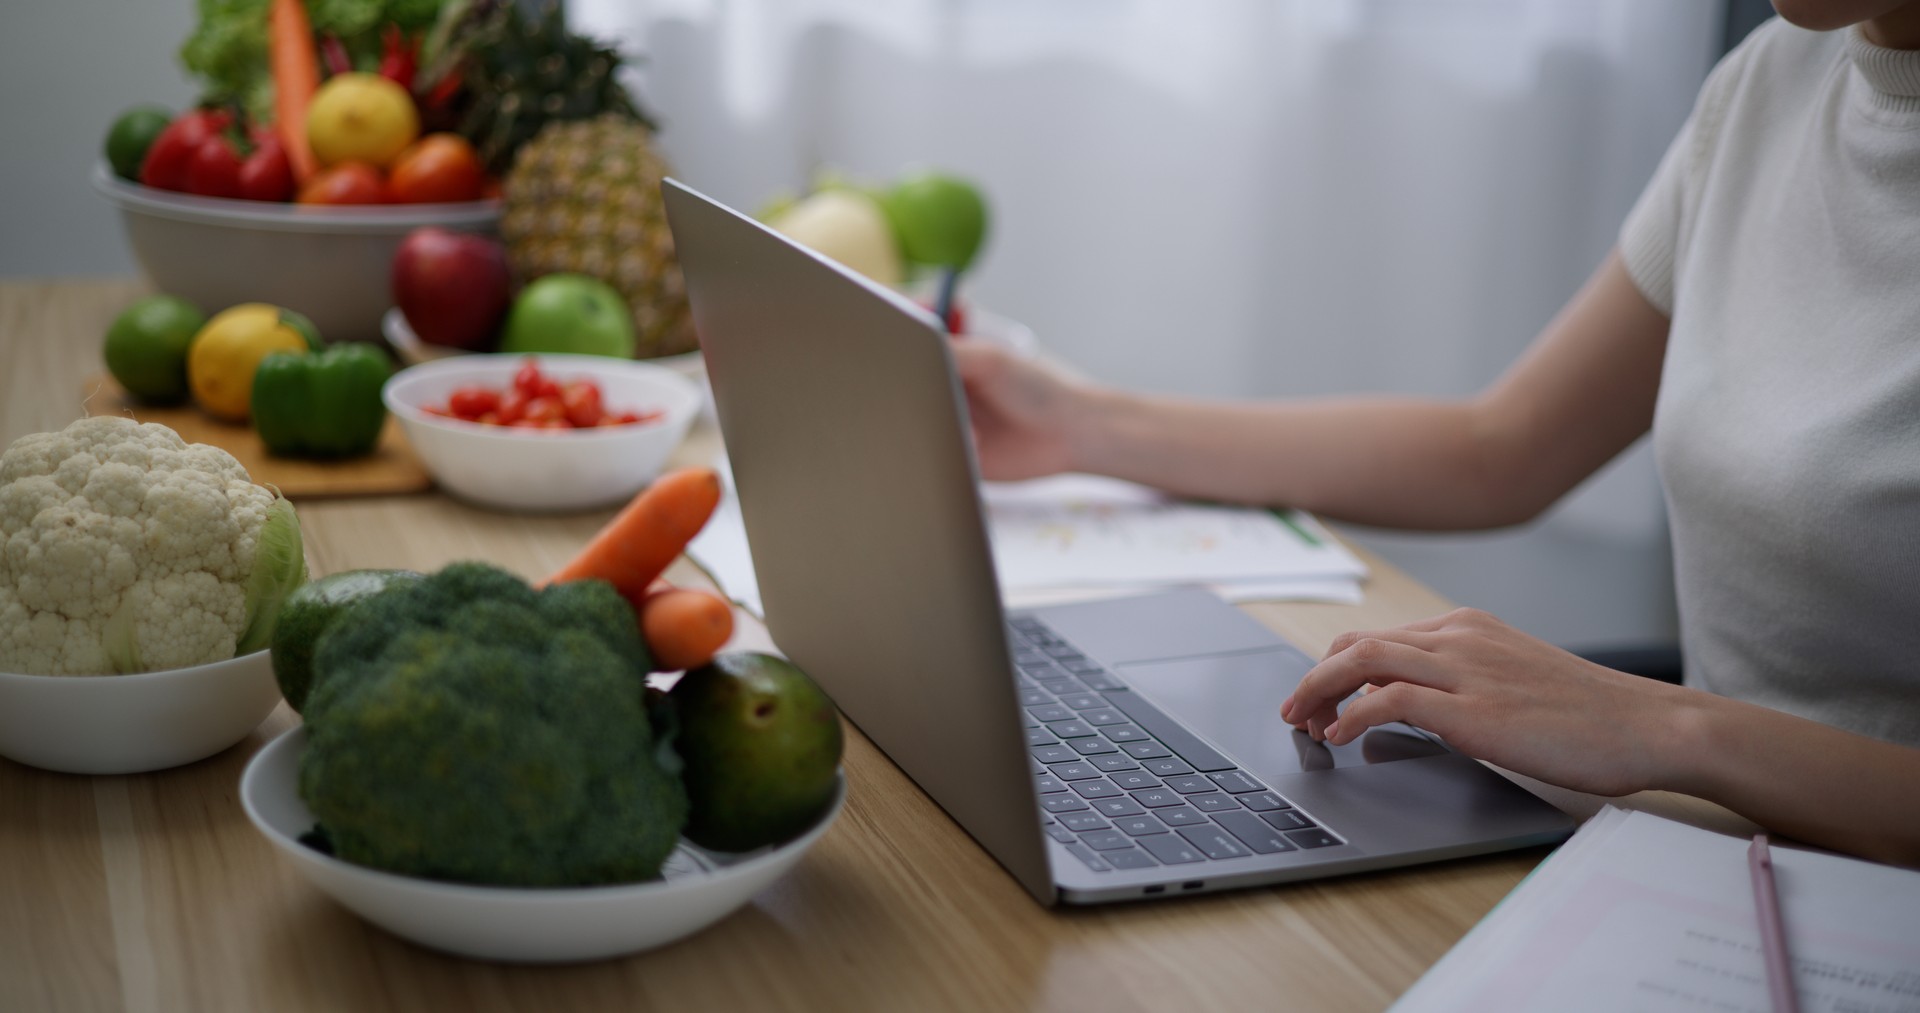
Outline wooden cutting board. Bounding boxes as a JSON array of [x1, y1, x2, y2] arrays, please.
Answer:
[[83, 375, 433, 499]]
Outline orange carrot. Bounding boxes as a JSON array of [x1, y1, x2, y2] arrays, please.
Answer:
[[640, 587, 734, 671], [270, 0, 320, 183], [545, 467, 723, 605]]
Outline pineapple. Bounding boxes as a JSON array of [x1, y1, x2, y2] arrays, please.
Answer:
[[501, 116, 696, 359], [417, 1, 695, 359]]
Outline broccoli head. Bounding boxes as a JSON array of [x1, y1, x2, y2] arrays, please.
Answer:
[[297, 562, 685, 887]]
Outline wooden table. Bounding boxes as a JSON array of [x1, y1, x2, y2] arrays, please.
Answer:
[[0, 281, 1753, 1013]]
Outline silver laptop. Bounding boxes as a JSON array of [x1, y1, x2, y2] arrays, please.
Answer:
[[662, 179, 1575, 906]]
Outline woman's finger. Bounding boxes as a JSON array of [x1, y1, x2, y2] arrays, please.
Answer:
[[1319, 617, 1454, 661], [1284, 636, 1452, 728], [1324, 681, 1458, 746]]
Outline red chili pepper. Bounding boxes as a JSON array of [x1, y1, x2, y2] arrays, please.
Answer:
[[319, 34, 353, 77], [377, 25, 418, 91]]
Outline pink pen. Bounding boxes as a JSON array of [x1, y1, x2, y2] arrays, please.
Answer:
[[1748, 834, 1801, 1013]]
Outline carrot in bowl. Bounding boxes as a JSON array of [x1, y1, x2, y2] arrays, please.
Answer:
[[544, 467, 722, 609], [269, 0, 321, 183], [640, 587, 734, 672]]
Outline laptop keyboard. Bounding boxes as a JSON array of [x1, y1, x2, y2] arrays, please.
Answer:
[[1008, 616, 1346, 873]]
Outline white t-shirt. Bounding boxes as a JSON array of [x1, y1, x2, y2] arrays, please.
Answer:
[[1620, 19, 1920, 748]]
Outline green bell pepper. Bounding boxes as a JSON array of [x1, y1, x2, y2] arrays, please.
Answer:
[[251, 344, 393, 458]]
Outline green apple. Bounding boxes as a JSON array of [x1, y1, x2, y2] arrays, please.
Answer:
[[882, 172, 989, 271], [500, 274, 636, 358]]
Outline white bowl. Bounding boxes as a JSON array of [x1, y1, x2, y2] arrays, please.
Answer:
[[0, 649, 281, 774], [92, 163, 500, 342], [242, 727, 845, 963], [382, 353, 701, 512], [381, 306, 706, 375]]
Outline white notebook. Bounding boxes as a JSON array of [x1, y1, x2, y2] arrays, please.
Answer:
[[1393, 806, 1920, 1013]]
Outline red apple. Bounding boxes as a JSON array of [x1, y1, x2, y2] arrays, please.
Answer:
[[391, 227, 512, 350]]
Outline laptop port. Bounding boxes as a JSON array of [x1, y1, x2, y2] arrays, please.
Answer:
[[1182, 881, 1204, 891], [1143, 885, 1165, 895]]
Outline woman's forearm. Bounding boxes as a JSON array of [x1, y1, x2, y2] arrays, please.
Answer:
[[1068, 391, 1529, 528], [1059, 251, 1672, 530], [1662, 693, 1920, 867]]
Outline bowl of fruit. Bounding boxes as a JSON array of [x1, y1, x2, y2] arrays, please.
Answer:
[[244, 560, 846, 963], [94, 72, 502, 344], [382, 354, 700, 512], [96, 1, 698, 351]]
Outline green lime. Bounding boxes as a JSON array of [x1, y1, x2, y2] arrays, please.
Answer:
[[882, 172, 989, 270], [105, 106, 173, 181], [103, 295, 206, 404], [271, 568, 421, 713]]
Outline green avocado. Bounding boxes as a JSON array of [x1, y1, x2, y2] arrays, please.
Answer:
[[669, 652, 844, 852], [271, 568, 421, 713]]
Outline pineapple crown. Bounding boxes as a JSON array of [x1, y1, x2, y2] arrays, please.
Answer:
[[418, 0, 659, 176]]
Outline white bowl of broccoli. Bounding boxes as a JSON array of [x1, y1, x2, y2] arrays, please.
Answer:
[[242, 726, 845, 963]]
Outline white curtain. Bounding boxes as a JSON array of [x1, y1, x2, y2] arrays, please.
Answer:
[[578, 0, 1725, 645]]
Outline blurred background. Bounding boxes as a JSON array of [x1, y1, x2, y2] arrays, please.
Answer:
[[0, 0, 1778, 650]]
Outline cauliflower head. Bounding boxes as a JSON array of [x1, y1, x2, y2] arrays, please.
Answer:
[[0, 416, 305, 675]]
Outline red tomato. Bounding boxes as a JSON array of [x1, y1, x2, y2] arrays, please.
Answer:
[[388, 134, 486, 204], [447, 386, 501, 419], [183, 136, 244, 198], [237, 136, 295, 202], [140, 109, 232, 192], [560, 381, 604, 428], [297, 162, 389, 205]]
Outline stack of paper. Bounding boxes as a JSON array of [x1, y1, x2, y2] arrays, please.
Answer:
[[1392, 807, 1920, 1013], [686, 464, 1368, 617]]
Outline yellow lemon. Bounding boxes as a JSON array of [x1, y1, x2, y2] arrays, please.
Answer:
[[306, 73, 420, 169], [188, 304, 315, 422]]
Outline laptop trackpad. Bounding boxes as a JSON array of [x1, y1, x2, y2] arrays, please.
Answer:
[[1116, 650, 1448, 777]]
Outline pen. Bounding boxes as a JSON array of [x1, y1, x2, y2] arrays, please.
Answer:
[[1748, 833, 1801, 1013]]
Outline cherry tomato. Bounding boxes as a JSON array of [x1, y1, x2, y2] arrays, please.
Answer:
[[512, 359, 545, 397], [523, 396, 567, 425], [297, 162, 389, 205], [388, 134, 486, 204], [237, 135, 295, 202], [140, 109, 232, 192], [183, 135, 244, 198], [560, 381, 604, 427], [495, 389, 529, 425], [447, 386, 501, 419]]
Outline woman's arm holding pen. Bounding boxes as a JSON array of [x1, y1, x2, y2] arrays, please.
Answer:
[[953, 250, 1671, 531]]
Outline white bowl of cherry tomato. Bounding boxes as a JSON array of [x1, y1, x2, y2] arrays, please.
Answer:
[[92, 158, 498, 343], [382, 354, 701, 513]]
